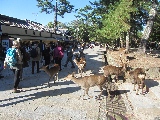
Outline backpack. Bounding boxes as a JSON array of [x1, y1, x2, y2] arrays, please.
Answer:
[[54, 46, 64, 58], [30, 48, 38, 58], [6, 48, 17, 66]]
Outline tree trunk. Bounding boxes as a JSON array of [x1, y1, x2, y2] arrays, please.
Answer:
[[120, 36, 123, 48], [54, 0, 58, 33], [141, 3, 158, 53], [126, 31, 129, 53]]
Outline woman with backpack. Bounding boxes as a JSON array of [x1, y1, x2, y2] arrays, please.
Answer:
[[3, 40, 23, 93], [53, 41, 64, 71]]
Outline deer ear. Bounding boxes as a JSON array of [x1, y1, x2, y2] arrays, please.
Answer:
[[72, 72, 75, 77]]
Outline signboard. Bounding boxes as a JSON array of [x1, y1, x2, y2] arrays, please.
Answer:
[[2, 40, 9, 51]]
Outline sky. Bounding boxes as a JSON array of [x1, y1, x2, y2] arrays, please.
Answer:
[[0, 0, 95, 26]]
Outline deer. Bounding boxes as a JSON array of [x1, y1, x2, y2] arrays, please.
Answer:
[[65, 72, 110, 99], [103, 55, 128, 83], [73, 54, 86, 77], [40, 64, 60, 87], [128, 68, 148, 95]]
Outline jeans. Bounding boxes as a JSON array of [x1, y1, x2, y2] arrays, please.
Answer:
[[65, 56, 74, 66], [13, 69, 21, 89], [32, 61, 39, 73]]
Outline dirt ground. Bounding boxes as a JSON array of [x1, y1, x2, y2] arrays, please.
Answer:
[[106, 48, 160, 120], [107, 49, 160, 80]]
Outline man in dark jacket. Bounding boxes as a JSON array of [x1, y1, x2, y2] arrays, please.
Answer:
[[42, 44, 51, 69]]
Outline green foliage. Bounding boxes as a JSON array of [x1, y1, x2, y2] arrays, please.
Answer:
[[149, 2, 160, 42], [37, 0, 74, 17], [55, 0, 158, 44], [100, 0, 136, 40], [47, 21, 54, 28]]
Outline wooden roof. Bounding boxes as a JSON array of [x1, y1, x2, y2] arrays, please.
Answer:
[[0, 14, 64, 41]]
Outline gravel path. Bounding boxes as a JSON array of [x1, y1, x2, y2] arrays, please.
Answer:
[[0, 46, 160, 120]]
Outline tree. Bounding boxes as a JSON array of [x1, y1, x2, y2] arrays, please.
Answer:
[[100, 0, 135, 39], [140, 0, 159, 52], [149, 1, 160, 42], [37, 0, 74, 32]]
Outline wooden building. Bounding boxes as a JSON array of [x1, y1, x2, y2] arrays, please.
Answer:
[[0, 14, 66, 48]]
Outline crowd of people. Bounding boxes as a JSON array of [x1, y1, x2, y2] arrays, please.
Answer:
[[0, 39, 85, 93]]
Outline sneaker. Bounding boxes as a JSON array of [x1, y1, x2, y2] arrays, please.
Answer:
[[13, 89, 20, 93], [71, 66, 75, 68], [64, 65, 67, 67], [20, 78, 24, 81], [17, 86, 22, 89], [0, 76, 4, 79]]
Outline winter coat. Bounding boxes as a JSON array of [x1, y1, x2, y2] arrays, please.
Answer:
[[54, 46, 64, 58], [42, 47, 50, 60], [67, 46, 73, 57], [30, 45, 41, 61]]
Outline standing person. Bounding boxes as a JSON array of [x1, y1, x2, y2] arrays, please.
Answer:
[[53, 41, 64, 71], [0, 43, 5, 79], [3, 40, 23, 93], [64, 45, 75, 68], [42, 44, 51, 68], [38, 40, 44, 63], [19, 42, 29, 80], [30, 42, 41, 74]]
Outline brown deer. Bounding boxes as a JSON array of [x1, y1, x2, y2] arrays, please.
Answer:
[[73, 54, 86, 77], [129, 68, 147, 95], [40, 64, 60, 87], [65, 72, 110, 99], [103, 56, 127, 83]]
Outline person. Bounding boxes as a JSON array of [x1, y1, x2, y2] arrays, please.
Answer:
[[53, 41, 64, 71], [30, 42, 41, 74], [19, 41, 29, 80], [0, 43, 5, 79], [3, 40, 23, 93], [42, 44, 51, 69], [38, 40, 44, 63], [64, 45, 75, 68]]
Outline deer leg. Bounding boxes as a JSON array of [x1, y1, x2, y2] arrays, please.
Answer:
[[98, 85, 103, 99], [115, 75, 118, 83], [83, 89, 86, 99], [54, 75, 56, 84], [56, 73, 58, 81], [133, 79, 136, 91], [85, 88, 92, 98], [142, 85, 144, 95], [81, 69, 83, 77], [48, 76, 52, 87], [106, 82, 111, 96], [141, 82, 145, 95], [136, 84, 139, 95]]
